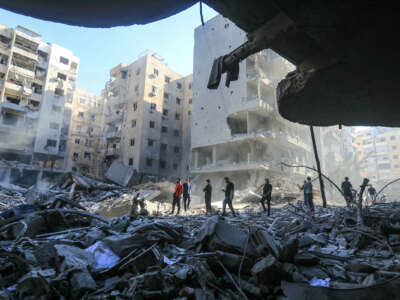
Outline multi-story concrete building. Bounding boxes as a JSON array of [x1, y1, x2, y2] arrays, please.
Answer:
[[67, 86, 104, 177], [191, 15, 314, 191], [0, 24, 79, 169], [355, 128, 400, 184], [102, 53, 192, 180]]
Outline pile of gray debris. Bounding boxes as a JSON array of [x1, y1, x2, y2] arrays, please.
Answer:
[[1, 195, 400, 299]]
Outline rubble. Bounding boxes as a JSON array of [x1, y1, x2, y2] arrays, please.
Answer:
[[2, 170, 400, 299]]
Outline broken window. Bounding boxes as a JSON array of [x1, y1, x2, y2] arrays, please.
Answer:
[[165, 76, 170, 83], [161, 144, 167, 151], [58, 140, 66, 152], [131, 120, 136, 128], [176, 98, 181, 105], [49, 122, 59, 130], [174, 146, 180, 153], [175, 113, 180, 120], [121, 70, 127, 79], [177, 82, 182, 89], [160, 160, 166, 168], [162, 126, 168, 133], [149, 121, 155, 128], [78, 112, 84, 118], [189, 83, 192, 90], [70, 61, 78, 72], [135, 85, 139, 92], [163, 109, 169, 116], [148, 139, 154, 146], [57, 73, 67, 81], [189, 98, 192, 104], [133, 103, 138, 111], [73, 153, 79, 161], [173, 163, 178, 170], [76, 125, 81, 131], [150, 103, 156, 113], [129, 158, 133, 166], [173, 130, 180, 137], [59, 56, 69, 65], [79, 98, 86, 104], [2, 112, 18, 126], [136, 68, 141, 76], [90, 114, 95, 122], [164, 92, 169, 100], [130, 138, 135, 146], [146, 158, 152, 166], [46, 139, 57, 148], [151, 86, 157, 93], [75, 138, 80, 144], [188, 111, 191, 116], [154, 68, 159, 76], [84, 152, 91, 160], [32, 83, 42, 94], [54, 88, 64, 96]]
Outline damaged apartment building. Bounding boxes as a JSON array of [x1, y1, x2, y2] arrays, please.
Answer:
[[102, 53, 192, 182], [67, 86, 104, 178], [0, 23, 79, 185], [191, 15, 315, 191]]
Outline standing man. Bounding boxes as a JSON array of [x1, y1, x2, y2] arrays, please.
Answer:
[[341, 177, 353, 207], [261, 178, 273, 215], [171, 179, 183, 215], [203, 179, 212, 213], [182, 178, 191, 212], [298, 180, 307, 203], [222, 177, 236, 216], [304, 176, 314, 212], [368, 184, 377, 205]]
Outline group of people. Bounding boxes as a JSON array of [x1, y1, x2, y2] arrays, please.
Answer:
[[170, 177, 238, 216], [169, 175, 383, 216]]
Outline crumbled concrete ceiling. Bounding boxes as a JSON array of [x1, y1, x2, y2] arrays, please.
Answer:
[[1, 0, 399, 127]]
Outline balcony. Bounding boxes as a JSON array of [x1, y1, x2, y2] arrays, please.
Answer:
[[4, 81, 23, 94], [9, 64, 35, 78], [15, 26, 41, 44], [0, 101, 26, 114], [0, 63, 7, 73], [29, 92, 42, 102], [12, 45, 38, 62], [106, 131, 122, 140], [103, 147, 120, 157], [0, 42, 11, 55], [238, 97, 274, 115]]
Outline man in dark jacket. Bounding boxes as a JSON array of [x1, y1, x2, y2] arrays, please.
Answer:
[[182, 178, 191, 212], [203, 179, 212, 213], [261, 178, 273, 215], [341, 177, 353, 207], [222, 177, 236, 216]]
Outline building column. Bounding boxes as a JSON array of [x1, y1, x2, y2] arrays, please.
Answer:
[[212, 146, 217, 166], [194, 150, 199, 169]]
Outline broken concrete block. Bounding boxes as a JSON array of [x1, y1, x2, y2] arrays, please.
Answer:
[[280, 236, 299, 262], [346, 262, 377, 273], [17, 269, 55, 298], [294, 253, 320, 266], [70, 270, 96, 299], [217, 250, 253, 273], [55, 244, 94, 272], [253, 229, 281, 258], [105, 160, 134, 186], [119, 245, 161, 274], [251, 255, 282, 282]]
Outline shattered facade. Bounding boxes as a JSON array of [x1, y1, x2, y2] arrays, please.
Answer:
[[67, 86, 104, 178], [0, 23, 79, 169], [101, 54, 192, 180], [191, 15, 314, 191]]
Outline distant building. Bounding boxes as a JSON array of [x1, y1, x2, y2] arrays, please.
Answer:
[[0, 24, 79, 169], [67, 86, 104, 178], [355, 128, 400, 183], [101, 54, 192, 179], [191, 15, 314, 191]]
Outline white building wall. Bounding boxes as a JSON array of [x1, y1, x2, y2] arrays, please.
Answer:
[[192, 15, 248, 148]]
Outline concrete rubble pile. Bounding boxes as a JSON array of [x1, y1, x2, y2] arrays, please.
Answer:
[[1, 193, 400, 299]]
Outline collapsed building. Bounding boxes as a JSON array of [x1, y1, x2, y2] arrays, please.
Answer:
[[0, 23, 79, 185], [101, 53, 193, 183], [66, 86, 105, 178]]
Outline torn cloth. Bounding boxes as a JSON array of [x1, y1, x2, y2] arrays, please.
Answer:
[[207, 55, 239, 89]]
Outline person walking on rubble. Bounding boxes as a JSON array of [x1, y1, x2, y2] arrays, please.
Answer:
[[261, 178, 273, 215], [368, 184, 377, 205], [203, 179, 212, 214], [222, 177, 237, 216], [171, 179, 183, 215], [341, 177, 354, 207], [182, 178, 192, 212], [303, 177, 314, 212]]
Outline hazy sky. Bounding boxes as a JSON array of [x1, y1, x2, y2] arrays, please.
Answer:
[[0, 4, 217, 95]]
